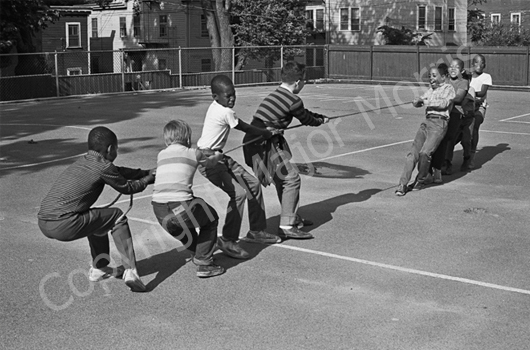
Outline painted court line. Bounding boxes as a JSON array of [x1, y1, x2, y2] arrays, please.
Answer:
[[481, 130, 530, 136], [499, 112, 530, 122], [317, 139, 413, 162]]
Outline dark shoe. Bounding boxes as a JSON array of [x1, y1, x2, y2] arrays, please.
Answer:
[[123, 268, 147, 292], [395, 184, 407, 196], [412, 181, 425, 191], [296, 218, 314, 228], [242, 230, 281, 244], [216, 237, 250, 259], [468, 153, 475, 169], [442, 163, 453, 175], [278, 226, 314, 239], [460, 158, 471, 172], [196, 264, 225, 278]]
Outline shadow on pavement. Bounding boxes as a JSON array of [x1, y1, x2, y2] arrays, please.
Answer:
[[294, 161, 370, 179], [137, 248, 190, 291]]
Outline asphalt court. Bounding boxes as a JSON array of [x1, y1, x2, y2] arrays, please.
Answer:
[[1, 83, 530, 349]]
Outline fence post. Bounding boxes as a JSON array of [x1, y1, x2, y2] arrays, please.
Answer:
[[54, 51, 60, 97], [120, 50, 125, 92], [416, 45, 421, 82], [178, 47, 182, 89], [369, 45, 373, 81], [232, 46, 235, 84], [527, 46, 530, 86], [280, 46, 284, 68], [325, 45, 329, 79]]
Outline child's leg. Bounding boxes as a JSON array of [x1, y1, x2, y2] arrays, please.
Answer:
[[471, 107, 486, 153], [443, 111, 463, 168], [272, 152, 301, 227], [460, 116, 475, 159], [418, 119, 447, 180], [398, 123, 427, 186]]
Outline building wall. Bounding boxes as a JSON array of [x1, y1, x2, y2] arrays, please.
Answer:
[[472, 0, 530, 29], [327, 0, 467, 46]]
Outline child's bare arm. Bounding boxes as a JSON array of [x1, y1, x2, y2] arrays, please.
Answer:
[[196, 150, 223, 168], [234, 119, 273, 138]]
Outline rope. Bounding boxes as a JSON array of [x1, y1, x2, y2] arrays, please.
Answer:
[[223, 100, 411, 154], [92, 193, 122, 209]]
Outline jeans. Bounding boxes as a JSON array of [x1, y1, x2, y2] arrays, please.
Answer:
[[399, 117, 447, 186], [431, 110, 462, 169], [272, 148, 301, 226], [38, 208, 138, 270], [152, 198, 218, 265], [198, 155, 266, 241]]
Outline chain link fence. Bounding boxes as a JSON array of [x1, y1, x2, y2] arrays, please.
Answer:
[[0, 45, 326, 102]]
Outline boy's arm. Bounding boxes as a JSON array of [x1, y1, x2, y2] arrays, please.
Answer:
[[196, 149, 223, 168], [475, 84, 490, 99], [290, 99, 328, 126], [234, 119, 274, 138], [102, 164, 155, 194]]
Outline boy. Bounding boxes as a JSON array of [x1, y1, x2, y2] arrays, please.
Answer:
[[152, 120, 225, 278], [242, 61, 329, 239], [38, 126, 155, 292], [395, 63, 454, 196], [469, 54, 492, 169], [197, 75, 281, 261]]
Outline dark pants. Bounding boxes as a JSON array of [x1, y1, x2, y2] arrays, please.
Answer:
[[454, 115, 475, 160], [471, 107, 486, 153], [38, 208, 137, 269], [152, 198, 218, 265], [399, 117, 447, 186], [431, 110, 462, 169], [199, 154, 266, 241]]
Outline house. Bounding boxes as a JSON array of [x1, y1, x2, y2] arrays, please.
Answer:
[[471, 0, 530, 30], [325, 0, 468, 46]]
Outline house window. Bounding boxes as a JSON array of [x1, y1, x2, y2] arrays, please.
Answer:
[[491, 13, 500, 25], [511, 13, 521, 26], [315, 9, 324, 30], [67, 67, 82, 75], [158, 59, 167, 70], [133, 15, 140, 38], [350, 8, 360, 31], [201, 59, 211, 72], [418, 6, 426, 30], [120, 17, 126, 37], [91, 18, 98, 38], [448, 8, 455, 31], [160, 15, 168, 37], [306, 9, 314, 30], [340, 8, 360, 31], [66, 23, 81, 48], [201, 15, 208, 37], [435, 7, 442, 31]]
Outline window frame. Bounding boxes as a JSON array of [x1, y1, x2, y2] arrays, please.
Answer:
[[448, 8, 455, 31], [350, 8, 360, 31], [339, 7, 360, 31], [133, 15, 141, 38], [65, 22, 81, 48], [201, 58, 211, 72], [434, 6, 443, 31], [200, 14, 209, 37], [417, 5, 426, 30], [67, 67, 82, 75], [119, 17, 126, 37], [491, 13, 501, 25], [91, 18, 98, 38], [159, 15, 168, 37], [511, 12, 521, 26]]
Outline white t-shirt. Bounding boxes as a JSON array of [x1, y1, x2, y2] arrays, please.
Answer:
[[470, 73, 492, 107], [197, 100, 239, 150]]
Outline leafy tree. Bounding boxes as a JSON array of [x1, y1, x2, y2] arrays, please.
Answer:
[[480, 24, 530, 46], [376, 26, 432, 45], [200, 0, 234, 71], [231, 0, 307, 69], [467, 0, 487, 43]]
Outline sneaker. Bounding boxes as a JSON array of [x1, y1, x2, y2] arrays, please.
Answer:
[[278, 226, 314, 239], [242, 230, 281, 244], [196, 264, 225, 278], [423, 173, 434, 185], [217, 237, 250, 259], [88, 266, 124, 282], [295, 218, 314, 229], [412, 181, 425, 191], [123, 268, 147, 292], [460, 158, 471, 172], [442, 163, 453, 175], [395, 184, 407, 196], [433, 169, 443, 184]]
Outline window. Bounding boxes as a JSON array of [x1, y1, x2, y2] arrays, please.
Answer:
[[491, 13, 500, 25], [306, 9, 324, 31], [340, 7, 360, 31], [201, 59, 211, 72], [448, 8, 455, 31], [511, 13, 521, 26], [67, 67, 82, 75], [160, 15, 167, 37], [200, 15, 208, 37], [91, 18, 98, 38], [158, 59, 167, 70], [66, 23, 81, 48], [315, 9, 324, 30], [435, 7, 442, 31], [418, 6, 426, 30], [306, 9, 314, 30], [133, 15, 140, 38], [120, 17, 126, 37]]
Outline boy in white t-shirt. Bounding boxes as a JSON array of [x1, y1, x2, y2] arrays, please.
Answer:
[[197, 75, 281, 260], [469, 54, 493, 168]]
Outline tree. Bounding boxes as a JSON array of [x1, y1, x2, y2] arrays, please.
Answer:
[[376, 26, 432, 45], [0, 0, 58, 54], [467, 0, 487, 43], [200, 0, 234, 71], [231, 0, 308, 69]]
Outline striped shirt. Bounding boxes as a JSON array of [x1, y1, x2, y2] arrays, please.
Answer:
[[152, 144, 206, 203], [420, 82, 455, 120], [38, 150, 150, 220], [253, 86, 325, 129]]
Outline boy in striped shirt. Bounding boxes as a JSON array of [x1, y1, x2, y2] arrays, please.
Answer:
[[243, 61, 329, 239], [152, 120, 225, 278], [38, 126, 155, 292]]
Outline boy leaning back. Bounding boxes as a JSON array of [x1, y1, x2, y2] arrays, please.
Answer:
[[197, 75, 281, 261], [395, 64, 455, 196], [38, 126, 155, 292], [243, 61, 329, 239]]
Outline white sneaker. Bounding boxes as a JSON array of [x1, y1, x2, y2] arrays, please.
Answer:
[[123, 268, 147, 292], [88, 266, 124, 282]]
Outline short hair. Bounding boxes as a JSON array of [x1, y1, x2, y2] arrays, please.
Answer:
[[451, 58, 465, 70], [437, 63, 449, 77], [88, 126, 117, 152], [281, 61, 305, 84], [211, 75, 234, 95], [164, 120, 192, 147], [473, 54, 486, 66]]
